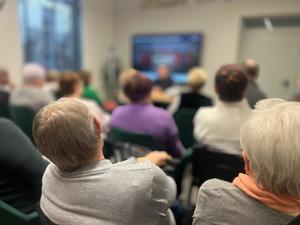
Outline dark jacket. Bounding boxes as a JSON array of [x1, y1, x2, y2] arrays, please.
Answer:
[[0, 118, 48, 213], [179, 93, 212, 109]]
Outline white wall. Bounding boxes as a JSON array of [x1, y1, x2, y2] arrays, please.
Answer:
[[81, 0, 115, 95], [2, 0, 300, 96], [114, 0, 300, 95], [0, 0, 115, 96], [0, 0, 23, 84]]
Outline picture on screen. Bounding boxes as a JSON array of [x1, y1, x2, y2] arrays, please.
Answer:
[[132, 33, 203, 83]]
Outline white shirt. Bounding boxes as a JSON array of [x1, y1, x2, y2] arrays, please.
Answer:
[[10, 86, 54, 112], [193, 99, 252, 155]]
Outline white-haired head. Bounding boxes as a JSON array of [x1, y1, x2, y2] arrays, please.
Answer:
[[241, 98, 300, 195], [22, 63, 46, 87]]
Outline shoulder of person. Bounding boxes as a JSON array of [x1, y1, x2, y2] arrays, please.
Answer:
[[194, 106, 214, 120], [200, 179, 235, 192], [196, 179, 239, 206], [110, 104, 128, 116]]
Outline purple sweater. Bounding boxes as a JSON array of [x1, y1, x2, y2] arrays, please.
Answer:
[[109, 103, 184, 157]]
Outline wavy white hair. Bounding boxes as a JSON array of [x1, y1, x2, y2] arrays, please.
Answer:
[[241, 98, 300, 195]]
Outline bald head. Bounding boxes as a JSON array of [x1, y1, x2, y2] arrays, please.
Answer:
[[243, 59, 260, 81]]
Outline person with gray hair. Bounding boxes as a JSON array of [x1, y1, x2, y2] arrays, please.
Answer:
[[33, 98, 176, 225], [192, 98, 300, 225], [10, 63, 54, 112]]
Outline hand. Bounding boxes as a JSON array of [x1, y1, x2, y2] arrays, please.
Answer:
[[139, 151, 172, 167]]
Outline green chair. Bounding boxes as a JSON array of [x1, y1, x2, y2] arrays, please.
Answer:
[[0, 91, 11, 119], [10, 106, 35, 141], [0, 200, 40, 225], [174, 108, 198, 148], [0, 105, 11, 119], [110, 127, 164, 150], [173, 148, 193, 196]]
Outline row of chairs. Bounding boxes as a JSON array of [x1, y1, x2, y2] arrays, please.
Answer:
[[0, 105, 35, 141], [107, 127, 244, 199]]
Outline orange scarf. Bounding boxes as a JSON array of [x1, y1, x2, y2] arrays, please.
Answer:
[[233, 173, 300, 215]]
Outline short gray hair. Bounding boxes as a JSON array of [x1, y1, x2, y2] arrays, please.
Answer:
[[33, 98, 101, 172], [240, 98, 300, 195], [23, 63, 46, 83]]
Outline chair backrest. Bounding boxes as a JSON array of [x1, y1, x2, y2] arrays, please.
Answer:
[[174, 108, 197, 148], [37, 204, 58, 225], [192, 144, 244, 185], [110, 127, 164, 150], [0, 200, 40, 225], [10, 105, 35, 141], [0, 104, 11, 119], [0, 91, 11, 119]]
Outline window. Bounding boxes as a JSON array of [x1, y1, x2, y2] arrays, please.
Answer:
[[19, 0, 81, 71]]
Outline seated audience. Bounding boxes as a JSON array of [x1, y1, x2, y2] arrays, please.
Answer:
[[0, 118, 48, 213], [243, 58, 267, 108], [169, 67, 212, 113], [33, 98, 176, 225], [153, 64, 174, 90], [0, 68, 14, 93], [79, 70, 103, 105], [0, 68, 14, 110], [193, 99, 300, 225], [10, 63, 54, 112], [110, 71, 184, 157], [43, 70, 61, 99], [194, 64, 252, 155], [59, 72, 110, 131]]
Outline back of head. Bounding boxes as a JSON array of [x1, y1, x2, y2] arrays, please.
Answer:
[[47, 70, 60, 82], [0, 68, 9, 85], [79, 70, 91, 86], [215, 64, 248, 102], [33, 98, 101, 172], [243, 58, 259, 81], [23, 63, 46, 86], [59, 72, 82, 96], [123, 72, 153, 103], [119, 68, 137, 87], [240, 99, 300, 195], [187, 67, 208, 91]]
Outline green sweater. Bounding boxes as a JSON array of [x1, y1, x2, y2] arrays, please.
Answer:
[[83, 85, 103, 106]]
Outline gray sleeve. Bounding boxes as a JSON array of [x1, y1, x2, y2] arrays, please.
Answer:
[[151, 164, 176, 217], [192, 184, 220, 225]]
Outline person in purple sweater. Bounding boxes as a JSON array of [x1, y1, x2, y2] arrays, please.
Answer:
[[110, 71, 184, 158]]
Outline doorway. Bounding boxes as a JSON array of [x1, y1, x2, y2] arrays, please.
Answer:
[[239, 16, 300, 100]]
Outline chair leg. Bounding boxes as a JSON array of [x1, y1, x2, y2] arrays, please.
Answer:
[[187, 182, 193, 205]]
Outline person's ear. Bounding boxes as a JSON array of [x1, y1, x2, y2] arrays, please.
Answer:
[[93, 117, 102, 133], [243, 151, 251, 175]]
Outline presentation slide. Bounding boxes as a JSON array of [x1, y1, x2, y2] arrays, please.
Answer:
[[132, 33, 203, 83]]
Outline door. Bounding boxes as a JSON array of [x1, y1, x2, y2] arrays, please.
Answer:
[[239, 27, 300, 100]]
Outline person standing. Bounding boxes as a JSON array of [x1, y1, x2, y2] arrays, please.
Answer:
[[243, 59, 267, 108]]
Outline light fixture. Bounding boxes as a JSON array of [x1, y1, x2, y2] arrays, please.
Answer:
[[0, 0, 6, 10], [263, 17, 274, 32]]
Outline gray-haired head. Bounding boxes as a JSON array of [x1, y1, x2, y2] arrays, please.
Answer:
[[241, 98, 300, 195], [33, 98, 102, 172], [22, 63, 46, 87]]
